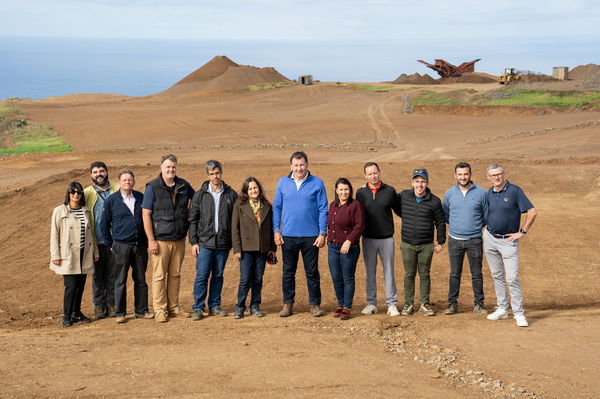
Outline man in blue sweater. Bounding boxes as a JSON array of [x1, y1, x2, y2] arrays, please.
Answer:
[[442, 162, 489, 315], [101, 169, 153, 323], [273, 151, 328, 317]]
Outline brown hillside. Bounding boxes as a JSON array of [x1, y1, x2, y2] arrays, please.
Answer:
[[159, 56, 290, 96], [175, 55, 239, 85]]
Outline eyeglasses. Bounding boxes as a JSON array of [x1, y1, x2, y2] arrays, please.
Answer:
[[69, 189, 83, 195], [488, 173, 504, 178]]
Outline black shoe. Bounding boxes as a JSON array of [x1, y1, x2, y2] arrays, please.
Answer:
[[250, 307, 264, 317], [233, 308, 245, 319], [444, 303, 458, 315], [62, 316, 73, 328], [192, 310, 204, 321], [71, 312, 92, 323]]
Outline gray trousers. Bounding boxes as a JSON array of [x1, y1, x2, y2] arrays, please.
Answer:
[[483, 229, 524, 316], [362, 237, 398, 306]]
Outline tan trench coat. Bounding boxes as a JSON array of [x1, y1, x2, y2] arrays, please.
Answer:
[[49, 204, 98, 275]]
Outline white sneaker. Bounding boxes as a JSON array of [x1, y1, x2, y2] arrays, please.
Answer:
[[515, 315, 529, 327], [361, 304, 378, 315], [387, 305, 400, 317], [486, 307, 509, 320]]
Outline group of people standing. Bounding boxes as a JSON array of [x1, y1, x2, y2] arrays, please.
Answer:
[[49, 151, 536, 328]]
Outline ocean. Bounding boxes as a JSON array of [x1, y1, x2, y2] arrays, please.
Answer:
[[1, 36, 595, 99]]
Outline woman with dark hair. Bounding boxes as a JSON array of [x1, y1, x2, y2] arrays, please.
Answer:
[[327, 178, 365, 320], [231, 177, 276, 319], [50, 181, 99, 327]]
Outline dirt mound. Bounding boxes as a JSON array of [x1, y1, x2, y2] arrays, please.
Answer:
[[393, 73, 438, 85], [569, 64, 600, 81], [440, 73, 497, 84], [175, 55, 239, 85], [160, 56, 290, 96], [582, 72, 600, 89], [520, 73, 557, 83]]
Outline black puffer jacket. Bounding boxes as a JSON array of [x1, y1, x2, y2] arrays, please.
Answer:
[[398, 188, 446, 245], [188, 181, 238, 250]]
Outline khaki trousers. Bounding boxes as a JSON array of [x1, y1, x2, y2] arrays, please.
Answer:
[[150, 239, 185, 313]]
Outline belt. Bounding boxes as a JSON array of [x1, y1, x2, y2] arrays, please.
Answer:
[[491, 233, 510, 239]]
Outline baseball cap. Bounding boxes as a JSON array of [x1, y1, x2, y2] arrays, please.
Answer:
[[412, 168, 429, 180]]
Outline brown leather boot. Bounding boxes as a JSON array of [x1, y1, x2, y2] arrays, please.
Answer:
[[279, 303, 293, 317]]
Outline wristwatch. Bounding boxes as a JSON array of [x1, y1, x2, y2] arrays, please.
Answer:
[[519, 228, 527, 234]]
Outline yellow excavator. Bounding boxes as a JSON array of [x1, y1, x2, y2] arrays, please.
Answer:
[[499, 68, 521, 84]]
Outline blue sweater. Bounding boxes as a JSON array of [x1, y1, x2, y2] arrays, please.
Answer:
[[442, 183, 488, 239], [272, 172, 328, 237], [100, 190, 146, 245]]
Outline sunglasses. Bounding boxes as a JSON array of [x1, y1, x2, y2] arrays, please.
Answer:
[[69, 189, 83, 195]]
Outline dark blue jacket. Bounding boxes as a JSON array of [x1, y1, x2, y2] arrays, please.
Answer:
[[101, 190, 146, 246]]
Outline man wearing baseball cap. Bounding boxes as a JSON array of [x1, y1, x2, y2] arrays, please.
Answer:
[[397, 168, 446, 316]]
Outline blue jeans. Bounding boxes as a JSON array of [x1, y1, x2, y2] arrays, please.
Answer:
[[281, 236, 321, 305], [328, 243, 360, 309], [193, 247, 230, 311], [236, 251, 267, 310]]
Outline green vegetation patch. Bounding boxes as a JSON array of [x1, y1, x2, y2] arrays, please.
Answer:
[[244, 82, 295, 91], [347, 84, 395, 92], [479, 89, 600, 108], [410, 90, 476, 105], [1, 123, 71, 155], [0, 106, 22, 118]]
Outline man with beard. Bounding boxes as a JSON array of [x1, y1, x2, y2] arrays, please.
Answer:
[[442, 162, 488, 315], [84, 161, 119, 319], [188, 160, 237, 320]]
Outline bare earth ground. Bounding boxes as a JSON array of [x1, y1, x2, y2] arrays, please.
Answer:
[[1, 83, 600, 398]]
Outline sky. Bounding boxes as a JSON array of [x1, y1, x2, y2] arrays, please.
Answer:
[[3, 0, 599, 41], [1, 0, 599, 96]]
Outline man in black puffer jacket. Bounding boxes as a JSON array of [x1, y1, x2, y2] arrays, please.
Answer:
[[397, 168, 446, 317], [188, 160, 238, 320]]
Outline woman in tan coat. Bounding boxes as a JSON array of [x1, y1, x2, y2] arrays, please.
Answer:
[[231, 177, 276, 319], [50, 181, 99, 327]]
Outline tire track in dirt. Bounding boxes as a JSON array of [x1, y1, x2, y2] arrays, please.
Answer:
[[366, 94, 416, 153]]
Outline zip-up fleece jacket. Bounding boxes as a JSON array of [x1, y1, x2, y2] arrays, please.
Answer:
[[100, 190, 146, 246], [188, 180, 238, 250], [84, 181, 119, 240], [356, 182, 401, 239], [398, 188, 446, 245], [442, 182, 488, 239], [272, 172, 328, 237]]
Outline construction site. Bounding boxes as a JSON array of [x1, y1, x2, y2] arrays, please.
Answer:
[[1, 53, 600, 399]]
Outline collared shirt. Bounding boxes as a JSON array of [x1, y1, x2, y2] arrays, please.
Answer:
[[291, 172, 309, 191], [208, 183, 223, 233], [93, 183, 112, 246], [120, 190, 136, 215], [486, 181, 534, 235]]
